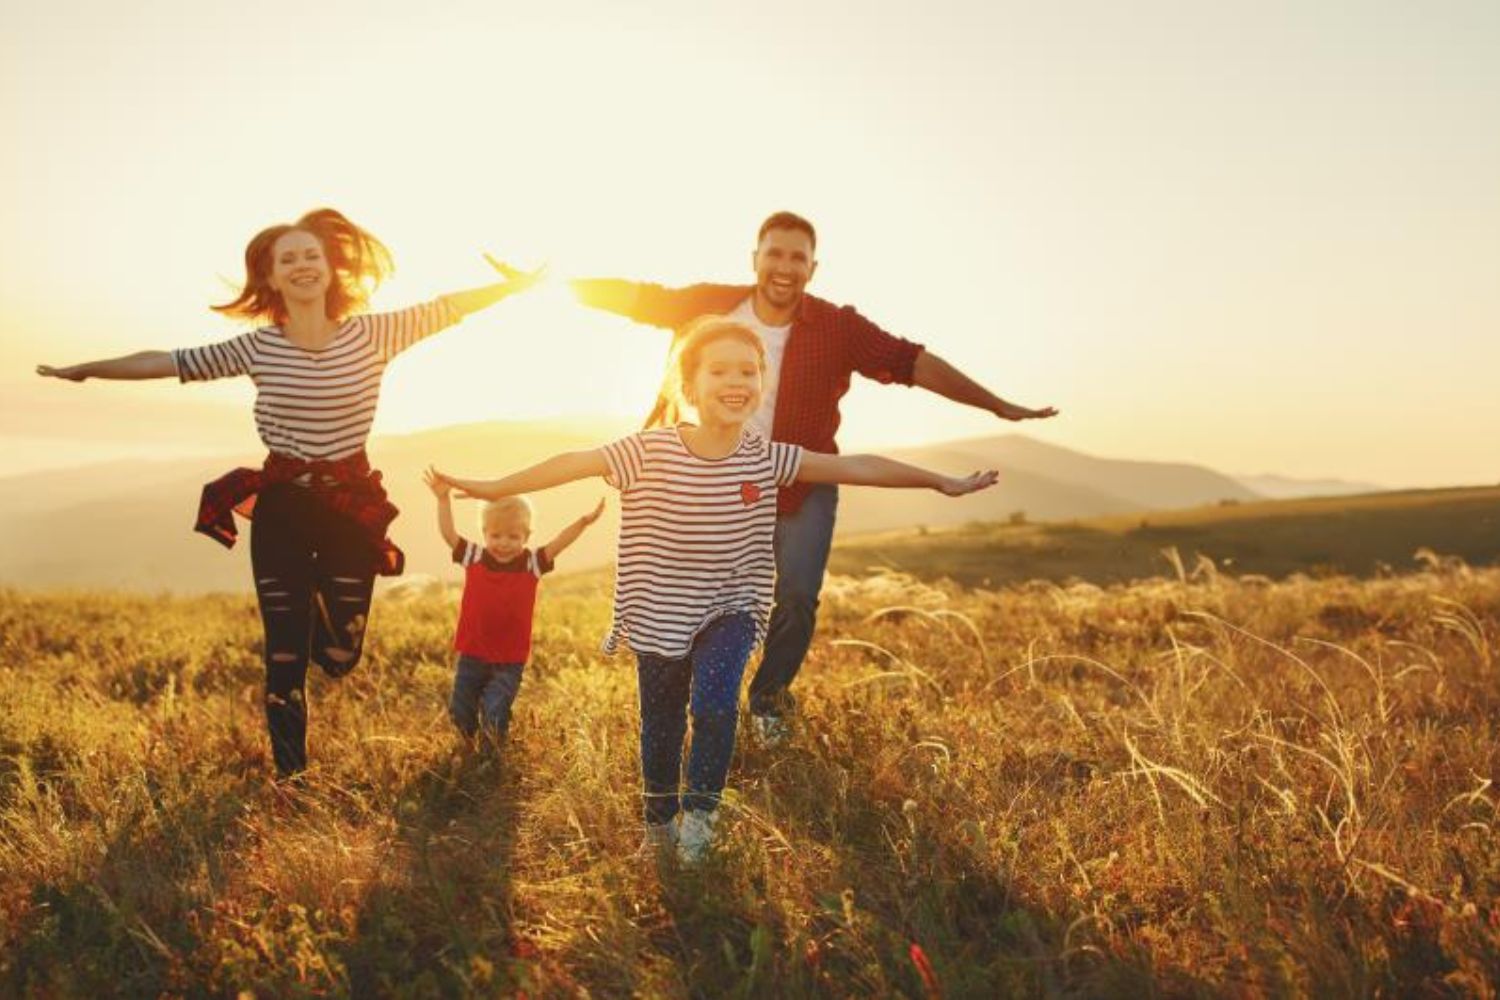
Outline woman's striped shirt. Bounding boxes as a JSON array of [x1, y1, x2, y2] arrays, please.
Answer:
[[170, 299, 460, 461], [600, 426, 803, 658]]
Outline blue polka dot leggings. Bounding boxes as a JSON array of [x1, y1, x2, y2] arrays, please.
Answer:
[[634, 612, 757, 826]]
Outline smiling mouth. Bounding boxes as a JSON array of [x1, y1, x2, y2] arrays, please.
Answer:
[[718, 394, 750, 408]]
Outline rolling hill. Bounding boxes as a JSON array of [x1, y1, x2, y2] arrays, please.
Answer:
[[0, 422, 1414, 593]]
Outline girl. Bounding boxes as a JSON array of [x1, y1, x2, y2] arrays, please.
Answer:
[[37, 208, 540, 778], [430, 315, 996, 862]]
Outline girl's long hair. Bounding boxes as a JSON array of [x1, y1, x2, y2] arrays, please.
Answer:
[[213, 208, 393, 324]]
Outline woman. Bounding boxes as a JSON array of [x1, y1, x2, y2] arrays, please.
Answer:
[[37, 208, 540, 778]]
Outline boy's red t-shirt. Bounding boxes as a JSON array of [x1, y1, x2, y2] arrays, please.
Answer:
[[451, 539, 554, 663]]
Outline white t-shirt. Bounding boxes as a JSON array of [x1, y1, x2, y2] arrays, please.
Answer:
[[728, 297, 791, 441]]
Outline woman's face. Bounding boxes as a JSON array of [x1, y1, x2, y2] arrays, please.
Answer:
[[267, 229, 331, 309], [685, 336, 763, 426]]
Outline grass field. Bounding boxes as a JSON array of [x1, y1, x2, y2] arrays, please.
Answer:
[[1, 532, 1498, 995]]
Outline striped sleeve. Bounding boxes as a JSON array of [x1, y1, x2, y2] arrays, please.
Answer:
[[367, 298, 463, 361], [769, 442, 804, 487], [452, 537, 482, 567], [601, 433, 647, 491], [172, 332, 257, 383]]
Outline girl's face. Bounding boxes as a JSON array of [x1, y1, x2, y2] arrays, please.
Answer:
[[684, 336, 763, 427], [267, 229, 331, 309]]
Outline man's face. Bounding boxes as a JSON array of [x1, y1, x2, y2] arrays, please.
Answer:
[[751, 227, 817, 314]]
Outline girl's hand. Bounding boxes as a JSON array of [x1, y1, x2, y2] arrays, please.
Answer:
[[423, 466, 453, 498], [939, 470, 999, 497], [580, 498, 606, 525], [36, 364, 87, 382]]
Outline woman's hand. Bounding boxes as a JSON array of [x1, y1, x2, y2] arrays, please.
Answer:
[[939, 470, 999, 496], [36, 363, 89, 382], [482, 254, 548, 292]]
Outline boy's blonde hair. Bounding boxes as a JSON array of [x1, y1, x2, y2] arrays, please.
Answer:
[[481, 495, 534, 530]]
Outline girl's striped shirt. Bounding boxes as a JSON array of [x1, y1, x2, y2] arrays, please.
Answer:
[[601, 426, 803, 658], [170, 299, 460, 461]]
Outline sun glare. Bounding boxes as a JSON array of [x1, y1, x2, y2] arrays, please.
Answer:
[[371, 273, 672, 437]]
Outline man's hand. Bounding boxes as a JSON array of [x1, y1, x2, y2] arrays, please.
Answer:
[[423, 466, 453, 499], [993, 401, 1059, 421], [939, 470, 999, 496], [36, 364, 88, 382]]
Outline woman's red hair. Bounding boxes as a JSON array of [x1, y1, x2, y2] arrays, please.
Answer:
[[213, 208, 393, 324]]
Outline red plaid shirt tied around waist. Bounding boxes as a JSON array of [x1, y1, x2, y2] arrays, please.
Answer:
[[573, 280, 924, 516], [193, 451, 404, 576]]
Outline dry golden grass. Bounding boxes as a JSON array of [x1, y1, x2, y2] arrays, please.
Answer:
[[1, 558, 1497, 997]]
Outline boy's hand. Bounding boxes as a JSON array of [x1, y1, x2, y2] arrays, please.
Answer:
[[580, 498, 605, 526], [423, 466, 452, 498], [939, 470, 999, 497]]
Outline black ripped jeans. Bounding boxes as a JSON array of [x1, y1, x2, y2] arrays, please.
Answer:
[[250, 481, 378, 777]]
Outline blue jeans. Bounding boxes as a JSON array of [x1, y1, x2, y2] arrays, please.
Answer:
[[450, 655, 524, 743], [748, 483, 838, 718], [635, 612, 757, 825]]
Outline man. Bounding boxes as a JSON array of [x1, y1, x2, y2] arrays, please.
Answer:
[[568, 211, 1057, 744]]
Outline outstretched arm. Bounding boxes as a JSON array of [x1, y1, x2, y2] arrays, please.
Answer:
[[429, 449, 610, 502], [797, 451, 998, 496], [36, 351, 177, 382], [541, 497, 606, 563], [912, 350, 1058, 422], [441, 261, 546, 318], [423, 469, 463, 550]]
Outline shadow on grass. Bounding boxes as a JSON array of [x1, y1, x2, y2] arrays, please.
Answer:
[[722, 721, 1216, 999], [2, 766, 260, 997], [343, 742, 529, 997]]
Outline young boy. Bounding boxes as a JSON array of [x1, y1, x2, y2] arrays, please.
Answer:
[[424, 469, 603, 746]]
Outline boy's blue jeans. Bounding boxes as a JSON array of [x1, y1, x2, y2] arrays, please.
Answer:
[[635, 612, 757, 825], [748, 483, 838, 718], [450, 655, 524, 743]]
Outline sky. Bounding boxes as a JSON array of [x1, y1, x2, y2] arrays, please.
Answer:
[[2, 0, 1497, 487]]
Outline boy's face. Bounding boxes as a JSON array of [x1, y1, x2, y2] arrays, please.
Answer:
[[482, 512, 531, 562]]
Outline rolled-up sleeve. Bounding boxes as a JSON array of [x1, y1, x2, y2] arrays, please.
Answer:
[[844, 306, 924, 386]]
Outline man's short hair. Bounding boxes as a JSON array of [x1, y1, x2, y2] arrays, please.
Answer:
[[757, 211, 816, 251]]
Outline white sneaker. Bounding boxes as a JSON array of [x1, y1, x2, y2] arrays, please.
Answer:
[[676, 808, 719, 864], [752, 713, 790, 748], [639, 819, 677, 859]]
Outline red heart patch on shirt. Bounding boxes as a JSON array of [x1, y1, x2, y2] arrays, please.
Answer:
[[740, 482, 762, 505]]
